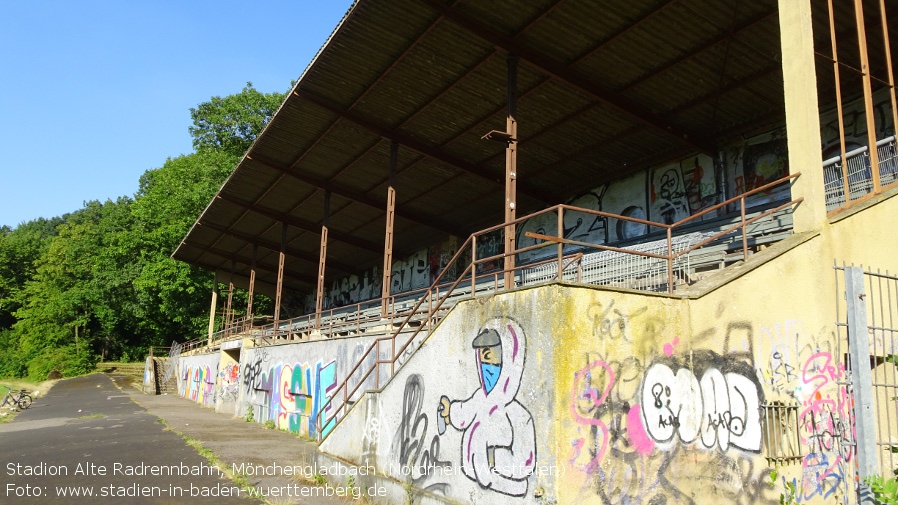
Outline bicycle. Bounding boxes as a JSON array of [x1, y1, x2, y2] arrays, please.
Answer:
[[0, 388, 32, 409]]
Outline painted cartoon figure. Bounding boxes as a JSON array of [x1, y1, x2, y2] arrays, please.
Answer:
[[438, 319, 536, 496]]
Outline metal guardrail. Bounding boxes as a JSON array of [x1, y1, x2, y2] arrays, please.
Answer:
[[824, 135, 898, 212], [313, 172, 804, 441]]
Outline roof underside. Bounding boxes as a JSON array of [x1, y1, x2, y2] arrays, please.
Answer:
[[173, 0, 897, 296]]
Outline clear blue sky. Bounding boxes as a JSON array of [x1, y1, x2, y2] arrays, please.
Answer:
[[0, 0, 354, 229]]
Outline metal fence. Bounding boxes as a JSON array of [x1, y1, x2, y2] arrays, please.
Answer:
[[824, 136, 898, 212], [832, 264, 898, 504]]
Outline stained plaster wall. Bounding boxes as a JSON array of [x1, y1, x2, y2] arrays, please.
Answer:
[[321, 192, 898, 505]]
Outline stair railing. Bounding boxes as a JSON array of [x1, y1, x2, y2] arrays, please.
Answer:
[[314, 172, 806, 440]]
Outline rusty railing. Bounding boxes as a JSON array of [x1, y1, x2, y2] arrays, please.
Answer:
[[313, 172, 803, 439]]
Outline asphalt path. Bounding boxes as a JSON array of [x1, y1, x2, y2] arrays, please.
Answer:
[[0, 374, 260, 504]]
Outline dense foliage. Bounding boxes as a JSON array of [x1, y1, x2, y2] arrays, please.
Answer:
[[0, 83, 281, 379]]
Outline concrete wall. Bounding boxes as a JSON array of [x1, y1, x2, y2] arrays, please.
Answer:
[[321, 191, 898, 505], [142, 356, 154, 394], [177, 352, 220, 409], [176, 334, 380, 438], [236, 334, 380, 438]]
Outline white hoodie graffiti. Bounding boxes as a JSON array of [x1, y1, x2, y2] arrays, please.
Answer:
[[439, 318, 536, 497]]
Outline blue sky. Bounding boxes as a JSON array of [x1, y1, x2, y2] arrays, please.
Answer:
[[0, 0, 354, 229]]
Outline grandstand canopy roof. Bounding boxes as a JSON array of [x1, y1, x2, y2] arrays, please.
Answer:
[[172, 0, 893, 296]]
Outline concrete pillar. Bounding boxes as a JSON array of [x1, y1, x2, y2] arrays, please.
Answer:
[[778, 0, 827, 233]]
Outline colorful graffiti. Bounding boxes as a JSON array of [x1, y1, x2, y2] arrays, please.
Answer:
[[182, 365, 216, 407], [242, 354, 338, 437], [438, 319, 536, 497], [791, 351, 852, 502], [217, 363, 240, 403], [568, 316, 775, 505]]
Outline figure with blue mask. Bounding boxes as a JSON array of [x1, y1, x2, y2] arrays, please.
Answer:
[[438, 319, 536, 497]]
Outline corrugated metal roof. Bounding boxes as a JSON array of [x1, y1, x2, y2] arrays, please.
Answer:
[[173, 0, 894, 297]]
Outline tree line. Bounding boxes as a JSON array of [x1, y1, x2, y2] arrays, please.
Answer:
[[0, 83, 280, 379]]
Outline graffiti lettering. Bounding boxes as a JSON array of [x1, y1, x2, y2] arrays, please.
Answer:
[[641, 359, 762, 452]]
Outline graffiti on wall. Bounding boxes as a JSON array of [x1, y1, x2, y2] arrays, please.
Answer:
[[217, 363, 240, 403], [182, 365, 216, 407], [241, 350, 339, 437], [391, 374, 452, 494], [790, 351, 851, 502], [641, 354, 762, 452], [820, 88, 895, 155], [651, 165, 691, 225], [568, 315, 776, 505], [438, 319, 536, 497]]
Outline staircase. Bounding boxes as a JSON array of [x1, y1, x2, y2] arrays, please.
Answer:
[[152, 358, 178, 395], [313, 173, 803, 441]]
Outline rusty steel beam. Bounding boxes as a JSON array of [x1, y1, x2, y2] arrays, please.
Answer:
[[207, 273, 218, 346], [315, 192, 331, 330], [382, 142, 398, 317], [854, 0, 881, 193], [418, 0, 717, 156], [225, 260, 236, 333], [246, 153, 466, 237], [247, 244, 257, 321], [292, 89, 552, 205], [880, 0, 898, 147], [504, 54, 518, 290], [274, 222, 286, 324]]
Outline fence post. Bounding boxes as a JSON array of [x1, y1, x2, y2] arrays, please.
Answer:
[[845, 266, 878, 501]]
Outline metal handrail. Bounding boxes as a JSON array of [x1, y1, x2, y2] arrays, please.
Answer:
[[313, 172, 803, 440]]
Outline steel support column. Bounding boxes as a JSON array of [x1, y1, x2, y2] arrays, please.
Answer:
[[225, 260, 235, 336], [845, 267, 878, 502], [274, 222, 287, 327], [207, 273, 218, 346], [504, 54, 518, 290], [881, 0, 898, 153], [827, 0, 851, 204], [853, 0, 881, 193], [247, 244, 257, 322], [381, 142, 398, 318], [315, 191, 331, 330]]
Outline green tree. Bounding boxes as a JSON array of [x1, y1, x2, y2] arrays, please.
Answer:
[[0, 83, 284, 378], [188, 82, 285, 155], [0, 217, 62, 329], [128, 150, 239, 348]]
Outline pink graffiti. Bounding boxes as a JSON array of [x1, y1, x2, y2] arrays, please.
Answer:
[[796, 351, 853, 501], [627, 404, 655, 455], [183, 365, 214, 406], [663, 336, 680, 357], [219, 363, 239, 385], [569, 360, 614, 473]]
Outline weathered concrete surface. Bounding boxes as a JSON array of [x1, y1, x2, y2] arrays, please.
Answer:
[[0, 373, 257, 504]]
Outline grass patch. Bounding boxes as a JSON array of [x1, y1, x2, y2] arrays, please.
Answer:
[[155, 418, 253, 495], [78, 413, 106, 419], [0, 378, 58, 399], [0, 379, 56, 424]]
